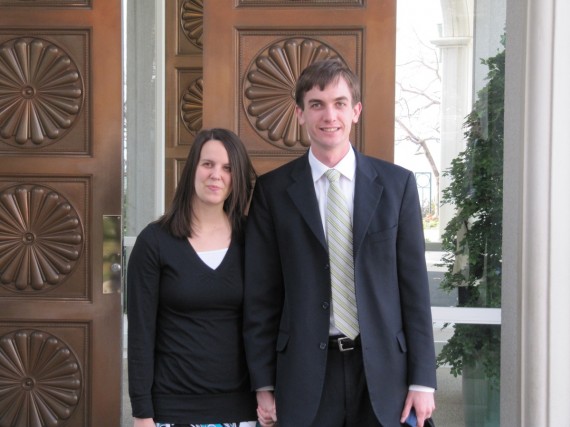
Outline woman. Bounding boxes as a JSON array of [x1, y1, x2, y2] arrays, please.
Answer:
[[127, 128, 258, 427]]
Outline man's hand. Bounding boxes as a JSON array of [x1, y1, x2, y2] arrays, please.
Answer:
[[400, 390, 435, 427], [256, 390, 277, 427]]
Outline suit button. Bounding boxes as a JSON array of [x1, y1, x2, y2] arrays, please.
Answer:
[[325, 263, 329, 270], [319, 342, 327, 350], [322, 302, 329, 310]]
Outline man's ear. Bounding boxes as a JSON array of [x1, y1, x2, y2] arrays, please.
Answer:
[[295, 105, 305, 125], [352, 102, 363, 123]]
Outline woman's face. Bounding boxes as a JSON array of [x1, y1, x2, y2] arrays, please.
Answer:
[[193, 139, 232, 208]]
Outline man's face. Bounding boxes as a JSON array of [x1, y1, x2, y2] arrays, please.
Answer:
[[296, 77, 362, 156]]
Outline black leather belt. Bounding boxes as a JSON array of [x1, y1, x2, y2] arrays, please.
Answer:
[[329, 335, 360, 352]]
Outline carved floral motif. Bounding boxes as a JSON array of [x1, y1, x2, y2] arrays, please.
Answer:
[[0, 37, 84, 148], [0, 184, 83, 292], [0, 329, 82, 427], [180, 77, 203, 135], [180, 0, 203, 49], [243, 38, 341, 149]]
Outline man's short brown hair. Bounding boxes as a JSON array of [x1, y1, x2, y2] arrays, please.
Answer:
[[295, 58, 361, 109]]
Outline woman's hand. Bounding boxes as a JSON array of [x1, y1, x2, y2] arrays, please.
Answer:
[[133, 417, 156, 427], [256, 390, 277, 426]]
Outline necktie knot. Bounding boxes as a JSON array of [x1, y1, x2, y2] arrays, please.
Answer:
[[325, 169, 341, 183]]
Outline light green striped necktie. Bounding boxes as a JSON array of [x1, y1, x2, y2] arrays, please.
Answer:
[[325, 169, 359, 339]]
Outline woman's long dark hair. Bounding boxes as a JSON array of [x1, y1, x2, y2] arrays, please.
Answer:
[[159, 128, 256, 238]]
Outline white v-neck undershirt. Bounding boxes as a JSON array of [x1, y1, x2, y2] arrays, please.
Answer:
[[196, 247, 228, 269]]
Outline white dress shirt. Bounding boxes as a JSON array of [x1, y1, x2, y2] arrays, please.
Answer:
[[308, 147, 355, 337], [307, 147, 434, 394]]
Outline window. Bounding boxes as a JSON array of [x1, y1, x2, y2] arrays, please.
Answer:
[[395, 0, 506, 425]]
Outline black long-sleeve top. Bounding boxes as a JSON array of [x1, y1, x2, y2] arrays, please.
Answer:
[[127, 222, 256, 424]]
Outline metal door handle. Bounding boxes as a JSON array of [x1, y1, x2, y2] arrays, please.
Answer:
[[103, 215, 122, 294]]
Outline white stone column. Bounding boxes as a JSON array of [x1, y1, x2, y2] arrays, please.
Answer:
[[503, 0, 570, 425], [125, 0, 165, 236], [548, 0, 570, 419], [433, 0, 474, 237]]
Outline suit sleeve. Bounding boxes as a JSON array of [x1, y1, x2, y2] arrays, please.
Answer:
[[397, 172, 437, 389], [243, 177, 285, 390]]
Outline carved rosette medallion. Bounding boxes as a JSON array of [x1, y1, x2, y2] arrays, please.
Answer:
[[243, 38, 341, 149], [180, 0, 204, 49], [0, 184, 84, 292], [0, 329, 82, 427], [0, 37, 84, 148], [180, 77, 203, 135]]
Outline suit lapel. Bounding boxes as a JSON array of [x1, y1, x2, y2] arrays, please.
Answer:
[[353, 152, 383, 257], [286, 154, 328, 251], [285, 151, 384, 255]]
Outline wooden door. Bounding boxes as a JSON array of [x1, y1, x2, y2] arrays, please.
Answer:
[[0, 1, 123, 426], [165, 0, 395, 199], [204, 0, 396, 175]]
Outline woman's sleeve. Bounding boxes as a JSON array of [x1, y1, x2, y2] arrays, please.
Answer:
[[126, 225, 161, 418]]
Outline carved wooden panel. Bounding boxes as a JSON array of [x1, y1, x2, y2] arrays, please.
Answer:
[[239, 31, 363, 157], [1, 2, 123, 425], [180, 0, 203, 52], [0, 323, 88, 427], [0, 177, 90, 299], [204, 1, 396, 174], [166, 0, 204, 204], [177, 69, 203, 145], [0, 30, 90, 155], [237, 0, 363, 6], [0, 0, 90, 6]]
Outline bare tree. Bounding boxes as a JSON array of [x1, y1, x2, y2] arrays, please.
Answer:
[[395, 33, 441, 217]]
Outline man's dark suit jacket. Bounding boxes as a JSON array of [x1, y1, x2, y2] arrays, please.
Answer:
[[244, 149, 437, 427]]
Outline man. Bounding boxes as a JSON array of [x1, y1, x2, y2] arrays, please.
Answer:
[[244, 59, 436, 427]]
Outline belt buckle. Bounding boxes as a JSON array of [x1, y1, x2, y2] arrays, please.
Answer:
[[337, 336, 354, 352]]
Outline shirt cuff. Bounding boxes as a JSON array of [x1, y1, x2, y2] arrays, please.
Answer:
[[409, 385, 435, 392]]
